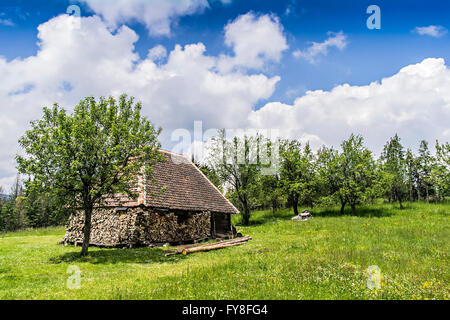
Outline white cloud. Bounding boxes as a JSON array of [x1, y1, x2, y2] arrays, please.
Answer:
[[0, 14, 279, 189], [414, 25, 448, 38], [147, 44, 167, 61], [218, 12, 288, 72], [0, 18, 15, 26], [293, 31, 347, 63], [81, 0, 227, 36], [249, 58, 450, 153]]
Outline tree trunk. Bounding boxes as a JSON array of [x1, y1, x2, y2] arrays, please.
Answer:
[[80, 206, 93, 257], [340, 201, 346, 215], [242, 201, 250, 226], [350, 203, 356, 216], [393, 190, 403, 209], [426, 185, 429, 203], [272, 199, 277, 215], [398, 194, 404, 210], [292, 193, 299, 216], [339, 196, 346, 215], [238, 193, 251, 226]]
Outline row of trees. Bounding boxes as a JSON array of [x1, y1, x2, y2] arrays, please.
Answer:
[[2, 130, 449, 231], [203, 132, 449, 225], [0, 176, 66, 232]]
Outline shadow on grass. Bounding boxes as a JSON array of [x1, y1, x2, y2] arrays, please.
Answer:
[[234, 204, 399, 227], [233, 210, 293, 227], [235, 217, 278, 227], [313, 206, 395, 218], [49, 246, 187, 265]]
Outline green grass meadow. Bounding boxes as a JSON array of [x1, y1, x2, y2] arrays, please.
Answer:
[[0, 202, 448, 300]]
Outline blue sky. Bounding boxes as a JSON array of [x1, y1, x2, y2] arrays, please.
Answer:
[[1, 0, 449, 106], [0, 0, 449, 188]]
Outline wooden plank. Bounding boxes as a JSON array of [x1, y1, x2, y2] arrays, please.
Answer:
[[165, 235, 251, 256]]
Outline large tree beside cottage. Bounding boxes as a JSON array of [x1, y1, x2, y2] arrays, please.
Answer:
[[207, 130, 263, 226], [16, 95, 162, 256]]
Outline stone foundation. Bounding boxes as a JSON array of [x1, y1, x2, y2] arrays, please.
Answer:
[[63, 207, 212, 247]]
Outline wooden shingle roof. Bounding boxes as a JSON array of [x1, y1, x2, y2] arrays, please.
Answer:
[[104, 150, 239, 214]]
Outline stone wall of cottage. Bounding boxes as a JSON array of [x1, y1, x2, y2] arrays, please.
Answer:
[[63, 207, 211, 247]]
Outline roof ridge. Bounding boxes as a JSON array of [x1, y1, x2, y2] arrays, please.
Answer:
[[159, 149, 185, 156]]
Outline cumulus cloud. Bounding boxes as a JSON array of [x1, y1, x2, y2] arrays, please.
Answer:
[[249, 58, 450, 152], [81, 0, 228, 36], [147, 44, 167, 62], [218, 12, 288, 72], [414, 25, 448, 38], [0, 18, 15, 26], [0, 14, 279, 188], [293, 31, 347, 63]]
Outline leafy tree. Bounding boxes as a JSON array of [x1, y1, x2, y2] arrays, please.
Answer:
[[23, 189, 48, 228], [379, 134, 407, 209], [405, 149, 417, 202], [299, 143, 319, 208], [259, 173, 285, 214], [0, 177, 26, 232], [339, 134, 375, 215], [417, 140, 434, 202], [23, 188, 68, 228], [256, 139, 285, 214], [431, 140, 450, 201], [207, 130, 262, 225], [17, 95, 162, 256], [279, 140, 318, 215], [316, 146, 346, 214], [279, 140, 302, 215]]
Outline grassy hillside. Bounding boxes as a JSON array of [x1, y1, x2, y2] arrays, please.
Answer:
[[0, 202, 448, 300]]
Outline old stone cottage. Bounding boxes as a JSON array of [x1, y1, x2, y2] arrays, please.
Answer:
[[63, 150, 239, 247]]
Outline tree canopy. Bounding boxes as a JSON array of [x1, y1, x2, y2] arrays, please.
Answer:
[[207, 130, 265, 225], [338, 134, 376, 215], [379, 134, 407, 209], [16, 95, 162, 256]]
